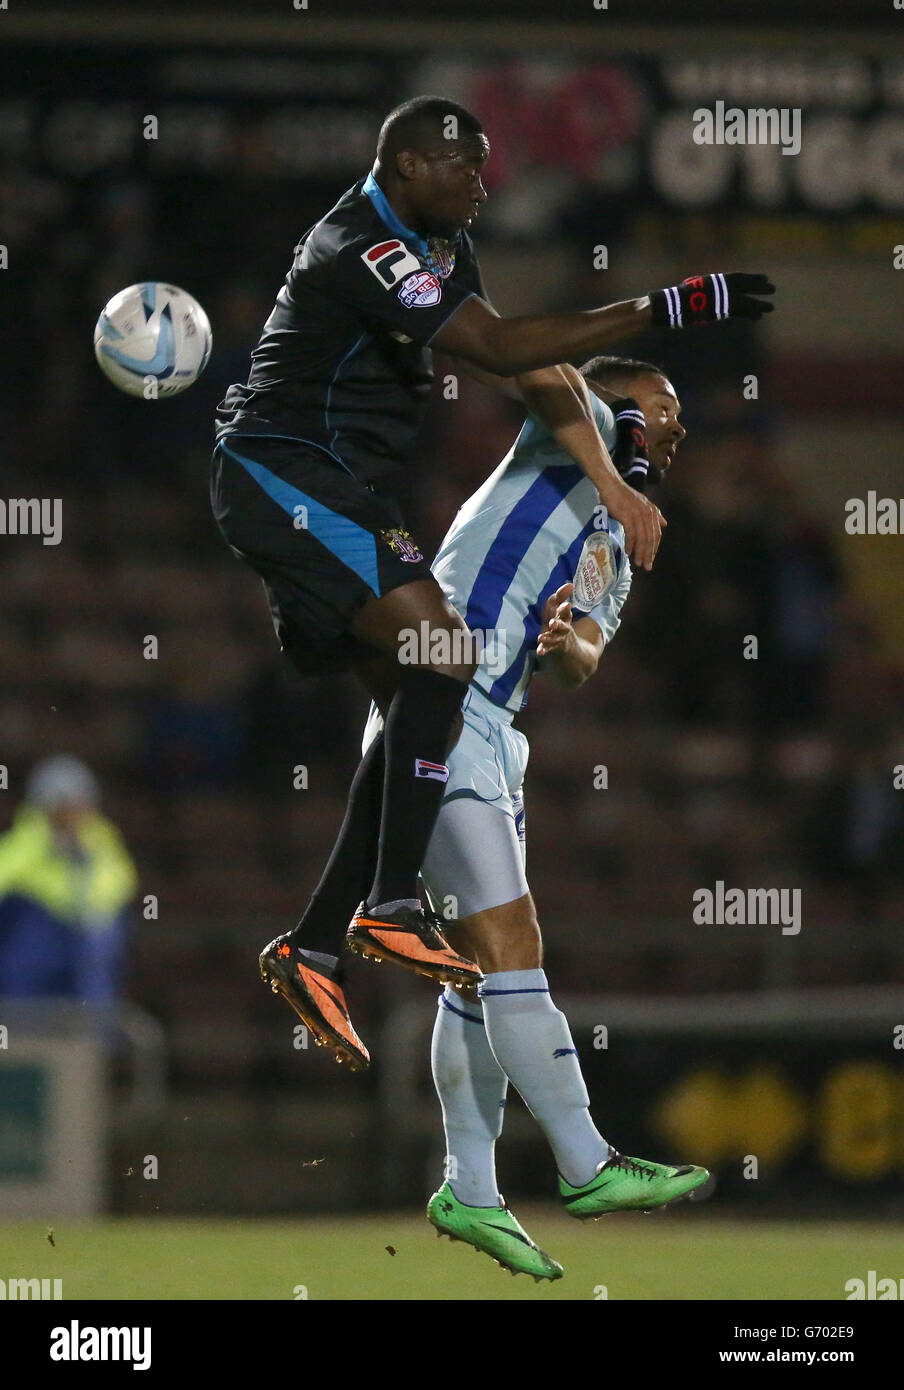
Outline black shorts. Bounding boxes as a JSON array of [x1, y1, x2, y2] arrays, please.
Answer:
[[211, 434, 432, 674]]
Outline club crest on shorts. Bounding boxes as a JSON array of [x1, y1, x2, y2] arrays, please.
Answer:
[[380, 527, 424, 563], [572, 532, 617, 609], [398, 270, 442, 308]]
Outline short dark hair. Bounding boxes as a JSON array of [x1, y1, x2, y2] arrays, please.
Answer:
[[580, 355, 667, 389], [376, 96, 484, 163]]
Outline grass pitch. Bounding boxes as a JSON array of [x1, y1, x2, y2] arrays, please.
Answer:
[[0, 1212, 896, 1300]]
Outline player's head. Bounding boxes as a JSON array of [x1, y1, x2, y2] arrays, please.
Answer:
[[374, 96, 489, 238], [580, 355, 685, 482], [25, 753, 99, 834]]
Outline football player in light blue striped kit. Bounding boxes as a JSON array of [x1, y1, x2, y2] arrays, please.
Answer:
[[366, 355, 709, 1277]]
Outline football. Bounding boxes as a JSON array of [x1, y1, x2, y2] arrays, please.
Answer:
[[94, 282, 212, 398]]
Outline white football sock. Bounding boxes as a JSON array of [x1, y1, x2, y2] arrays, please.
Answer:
[[479, 968, 608, 1187], [430, 985, 507, 1207]]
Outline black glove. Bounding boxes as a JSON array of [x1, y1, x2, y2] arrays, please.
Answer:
[[650, 272, 775, 328], [610, 397, 650, 493]]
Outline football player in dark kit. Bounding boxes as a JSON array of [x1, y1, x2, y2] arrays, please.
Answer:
[[212, 96, 774, 1069]]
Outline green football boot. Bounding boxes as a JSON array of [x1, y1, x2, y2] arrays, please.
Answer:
[[560, 1147, 710, 1219], [427, 1181, 564, 1282]]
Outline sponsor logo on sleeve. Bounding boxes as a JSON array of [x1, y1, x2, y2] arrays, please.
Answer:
[[361, 239, 423, 288], [398, 270, 442, 308], [572, 532, 617, 609]]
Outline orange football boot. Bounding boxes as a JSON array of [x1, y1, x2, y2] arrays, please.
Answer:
[[346, 901, 482, 986], [259, 933, 370, 1071]]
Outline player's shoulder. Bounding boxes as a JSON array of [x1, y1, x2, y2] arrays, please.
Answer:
[[300, 178, 386, 265], [513, 383, 615, 458], [586, 385, 615, 433]]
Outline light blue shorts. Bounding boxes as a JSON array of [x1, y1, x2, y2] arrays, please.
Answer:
[[361, 684, 530, 918]]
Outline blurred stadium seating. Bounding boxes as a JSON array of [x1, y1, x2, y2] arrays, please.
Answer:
[[0, 4, 901, 1216]]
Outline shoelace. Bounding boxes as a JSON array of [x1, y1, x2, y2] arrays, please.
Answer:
[[400, 906, 447, 948], [421, 911, 453, 949], [609, 1153, 657, 1181]]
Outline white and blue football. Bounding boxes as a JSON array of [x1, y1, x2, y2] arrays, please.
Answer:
[[94, 282, 212, 398]]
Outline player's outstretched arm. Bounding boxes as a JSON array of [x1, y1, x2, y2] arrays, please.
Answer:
[[449, 356, 664, 569], [433, 271, 775, 377], [435, 295, 650, 377], [516, 364, 666, 571]]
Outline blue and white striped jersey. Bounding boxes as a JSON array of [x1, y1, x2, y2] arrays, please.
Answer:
[[432, 391, 632, 715]]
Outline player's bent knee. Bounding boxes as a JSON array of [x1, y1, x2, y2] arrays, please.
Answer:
[[416, 619, 477, 684], [478, 930, 542, 974], [432, 658, 478, 685], [460, 897, 543, 975], [398, 589, 479, 683]]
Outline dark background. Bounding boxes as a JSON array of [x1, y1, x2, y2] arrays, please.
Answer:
[[0, 1, 902, 1214]]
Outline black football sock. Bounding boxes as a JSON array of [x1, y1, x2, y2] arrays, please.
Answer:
[[366, 667, 467, 910], [291, 732, 384, 956]]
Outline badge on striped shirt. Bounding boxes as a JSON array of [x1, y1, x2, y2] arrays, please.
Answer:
[[572, 532, 617, 609]]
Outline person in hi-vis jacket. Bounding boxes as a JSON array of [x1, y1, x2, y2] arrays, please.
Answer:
[[0, 755, 137, 1004]]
